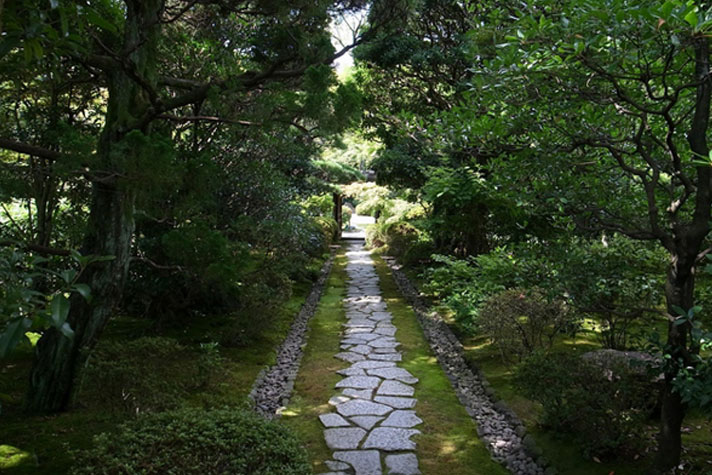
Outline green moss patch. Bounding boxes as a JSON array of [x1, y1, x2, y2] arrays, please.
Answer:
[[282, 250, 347, 473], [373, 255, 507, 475]]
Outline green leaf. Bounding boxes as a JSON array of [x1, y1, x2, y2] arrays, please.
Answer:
[[0, 318, 32, 358], [671, 305, 687, 317], [73, 283, 91, 301], [684, 9, 699, 28], [60, 269, 77, 284], [85, 9, 119, 35], [661, 1, 675, 19], [50, 295, 71, 327], [59, 322, 74, 340]]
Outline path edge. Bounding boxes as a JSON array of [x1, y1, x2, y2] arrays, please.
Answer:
[[249, 248, 337, 419], [381, 256, 554, 475]]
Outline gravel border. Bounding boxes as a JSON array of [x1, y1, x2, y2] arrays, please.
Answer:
[[249, 251, 336, 419], [382, 257, 552, 475]]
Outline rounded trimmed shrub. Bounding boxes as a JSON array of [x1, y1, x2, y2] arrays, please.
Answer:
[[71, 408, 310, 474]]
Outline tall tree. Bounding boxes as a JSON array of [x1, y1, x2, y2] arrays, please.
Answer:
[[0, 0, 374, 413], [461, 0, 712, 469]]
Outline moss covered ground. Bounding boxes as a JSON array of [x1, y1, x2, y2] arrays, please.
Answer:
[[0, 259, 325, 474], [284, 246, 507, 474]]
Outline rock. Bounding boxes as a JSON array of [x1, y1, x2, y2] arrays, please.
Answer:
[[350, 415, 384, 430], [333, 450, 382, 475], [336, 376, 382, 390], [352, 360, 397, 370], [325, 460, 351, 471], [337, 367, 367, 377], [350, 344, 374, 355], [367, 367, 418, 384], [385, 453, 421, 475], [335, 352, 366, 363], [369, 353, 402, 361], [381, 410, 423, 428], [373, 396, 417, 409], [324, 427, 367, 450], [336, 399, 393, 417], [342, 388, 373, 400], [319, 413, 351, 427], [362, 427, 421, 451], [377, 380, 415, 397]]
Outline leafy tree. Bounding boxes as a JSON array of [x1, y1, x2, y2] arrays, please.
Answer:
[[463, 0, 712, 469], [0, 0, 383, 413]]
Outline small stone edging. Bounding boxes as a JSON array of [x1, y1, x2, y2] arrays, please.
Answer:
[[249, 252, 336, 419], [382, 257, 553, 475]]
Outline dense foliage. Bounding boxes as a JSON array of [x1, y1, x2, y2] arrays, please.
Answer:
[[71, 408, 311, 474]]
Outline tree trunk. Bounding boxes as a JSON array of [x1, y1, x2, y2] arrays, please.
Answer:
[[24, 0, 162, 413], [25, 184, 136, 411], [657, 252, 696, 471]]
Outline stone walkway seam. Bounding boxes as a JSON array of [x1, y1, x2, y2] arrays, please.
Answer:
[[249, 253, 335, 419], [317, 243, 421, 475], [383, 257, 548, 475]]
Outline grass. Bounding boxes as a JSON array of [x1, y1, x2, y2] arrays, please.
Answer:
[[0, 259, 327, 474], [372, 255, 507, 475], [282, 250, 348, 473], [284, 245, 507, 474]]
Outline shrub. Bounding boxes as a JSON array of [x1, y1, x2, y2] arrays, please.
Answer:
[[515, 352, 657, 459], [421, 250, 515, 334], [71, 408, 310, 474], [479, 288, 575, 362], [75, 337, 222, 415]]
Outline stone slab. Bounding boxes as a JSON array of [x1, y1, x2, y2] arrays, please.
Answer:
[[362, 428, 420, 451], [324, 427, 367, 450], [350, 415, 383, 430], [381, 410, 423, 428], [367, 367, 418, 384], [336, 399, 393, 417], [342, 388, 373, 400], [373, 396, 417, 409], [335, 376, 382, 390], [325, 460, 351, 471], [369, 353, 402, 362], [378, 380, 415, 397], [335, 352, 366, 363], [385, 453, 421, 475], [337, 367, 367, 377], [352, 360, 397, 370], [333, 450, 382, 475], [319, 413, 351, 428]]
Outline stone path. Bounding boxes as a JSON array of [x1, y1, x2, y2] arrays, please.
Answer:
[[318, 243, 421, 475]]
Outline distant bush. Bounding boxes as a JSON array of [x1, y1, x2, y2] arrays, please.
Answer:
[[71, 408, 310, 474], [515, 352, 657, 459], [75, 337, 222, 415], [479, 288, 575, 362], [421, 250, 515, 334]]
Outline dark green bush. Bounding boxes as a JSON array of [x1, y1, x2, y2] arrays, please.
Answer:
[[479, 288, 576, 362], [75, 337, 222, 415], [515, 352, 657, 459], [71, 408, 310, 474]]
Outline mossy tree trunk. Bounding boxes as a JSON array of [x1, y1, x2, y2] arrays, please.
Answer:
[[25, 0, 162, 413]]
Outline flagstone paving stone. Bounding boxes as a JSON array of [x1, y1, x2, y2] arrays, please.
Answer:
[[320, 243, 421, 474]]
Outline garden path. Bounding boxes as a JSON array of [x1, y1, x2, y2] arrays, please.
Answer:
[[317, 242, 422, 475]]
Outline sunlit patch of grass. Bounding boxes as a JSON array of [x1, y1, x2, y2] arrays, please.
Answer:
[[283, 250, 347, 473], [373, 256, 507, 475], [0, 445, 34, 470]]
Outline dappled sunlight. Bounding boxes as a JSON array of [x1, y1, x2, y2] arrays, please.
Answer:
[[0, 445, 33, 469]]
